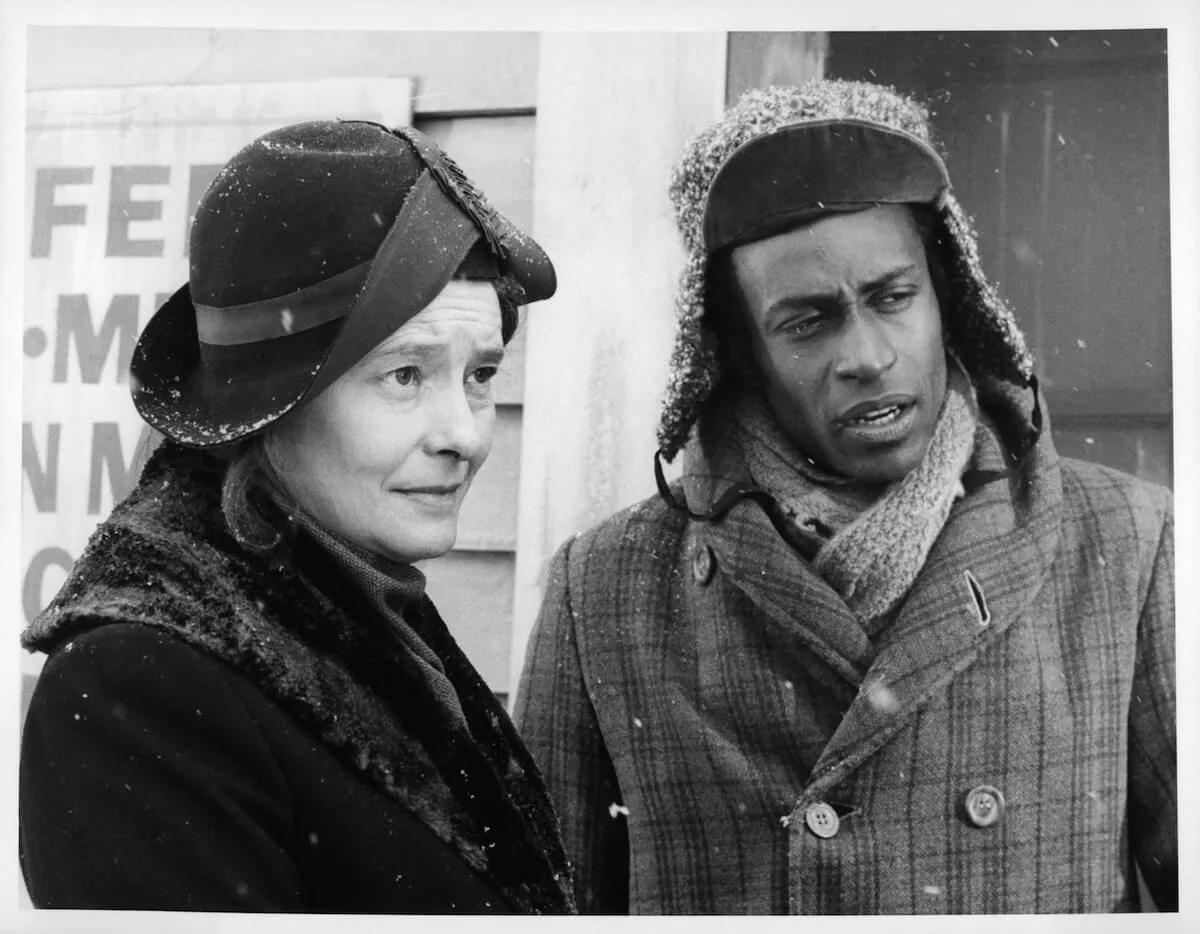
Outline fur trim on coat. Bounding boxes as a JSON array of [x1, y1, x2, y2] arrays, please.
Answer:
[[22, 442, 574, 915]]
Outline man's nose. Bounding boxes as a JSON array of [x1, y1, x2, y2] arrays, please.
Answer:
[[833, 310, 898, 382]]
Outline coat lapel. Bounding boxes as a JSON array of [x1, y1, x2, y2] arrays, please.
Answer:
[[705, 500, 876, 686], [686, 405, 883, 681], [804, 422, 1064, 792], [682, 432, 877, 686]]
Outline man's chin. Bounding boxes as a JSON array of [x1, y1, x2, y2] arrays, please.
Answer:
[[830, 442, 927, 486]]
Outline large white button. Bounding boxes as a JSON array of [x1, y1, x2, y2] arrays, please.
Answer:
[[964, 785, 1005, 828], [804, 802, 840, 839]]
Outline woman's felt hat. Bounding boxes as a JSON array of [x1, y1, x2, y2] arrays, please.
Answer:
[[130, 119, 556, 448]]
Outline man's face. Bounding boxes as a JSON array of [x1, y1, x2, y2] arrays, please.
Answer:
[[729, 205, 948, 485]]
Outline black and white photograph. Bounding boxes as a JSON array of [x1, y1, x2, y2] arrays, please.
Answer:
[[4, 0, 1196, 926]]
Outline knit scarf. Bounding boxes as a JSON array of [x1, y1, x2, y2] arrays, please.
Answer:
[[287, 513, 573, 907], [733, 358, 978, 633]]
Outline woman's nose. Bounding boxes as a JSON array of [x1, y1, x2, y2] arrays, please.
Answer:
[[424, 385, 491, 462]]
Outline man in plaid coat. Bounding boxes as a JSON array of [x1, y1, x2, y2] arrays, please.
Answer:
[[514, 80, 1176, 914]]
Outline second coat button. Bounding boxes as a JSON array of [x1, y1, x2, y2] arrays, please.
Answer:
[[804, 802, 840, 839], [964, 785, 1005, 828]]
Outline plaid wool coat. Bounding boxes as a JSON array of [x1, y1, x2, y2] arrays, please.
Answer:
[[514, 404, 1176, 914]]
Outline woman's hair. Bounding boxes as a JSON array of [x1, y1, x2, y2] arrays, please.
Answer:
[[491, 273, 525, 343], [219, 436, 294, 552], [702, 204, 952, 385], [218, 273, 524, 552]]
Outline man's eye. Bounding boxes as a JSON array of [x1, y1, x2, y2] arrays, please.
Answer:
[[876, 290, 914, 310], [788, 315, 824, 337], [472, 366, 499, 385], [390, 366, 420, 387]]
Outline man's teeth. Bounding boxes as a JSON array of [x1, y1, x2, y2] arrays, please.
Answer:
[[850, 405, 903, 425]]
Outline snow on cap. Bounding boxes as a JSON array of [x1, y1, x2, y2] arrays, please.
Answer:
[[657, 79, 1035, 462]]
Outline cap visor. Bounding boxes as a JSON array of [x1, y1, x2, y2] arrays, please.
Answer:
[[704, 118, 950, 252]]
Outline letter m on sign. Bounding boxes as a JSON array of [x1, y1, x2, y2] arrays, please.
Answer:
[[53, 294, 139, 384]]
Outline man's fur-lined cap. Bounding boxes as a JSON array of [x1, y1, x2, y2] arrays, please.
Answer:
[[657, 80, 1035, 461]]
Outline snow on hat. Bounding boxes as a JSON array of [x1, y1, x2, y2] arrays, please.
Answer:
[[657, 79, 1035, 462], [131, 120, 556, 449]]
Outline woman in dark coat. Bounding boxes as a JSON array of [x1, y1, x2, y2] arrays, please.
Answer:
[[19, 120, 574, 914]]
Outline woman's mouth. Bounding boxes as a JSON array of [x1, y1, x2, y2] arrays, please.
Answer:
[[396, 484, 464, 509]]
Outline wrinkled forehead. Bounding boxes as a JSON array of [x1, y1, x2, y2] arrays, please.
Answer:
[[360, 280, 504, 361]]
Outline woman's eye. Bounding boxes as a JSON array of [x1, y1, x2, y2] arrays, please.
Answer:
[[390, 366, 420, 387], [466, 366, 499, 399]]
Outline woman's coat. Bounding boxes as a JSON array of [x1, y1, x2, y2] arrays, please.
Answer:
[[514, 401, 1175, 914], [21, 443, 573, 913]]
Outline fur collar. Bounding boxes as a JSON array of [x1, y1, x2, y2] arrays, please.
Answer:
[[23, 442, 574, 914]]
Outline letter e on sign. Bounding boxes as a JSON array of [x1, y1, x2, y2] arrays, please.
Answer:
[[107, 165, 169, 257]]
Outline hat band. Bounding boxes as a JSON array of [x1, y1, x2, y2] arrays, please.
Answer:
[[194, 262, 368, 346], [193, 221, 503, 348]]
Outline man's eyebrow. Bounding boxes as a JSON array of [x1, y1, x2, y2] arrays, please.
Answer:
[[766, 264, 920, 317], [862, 263, 919, 292]]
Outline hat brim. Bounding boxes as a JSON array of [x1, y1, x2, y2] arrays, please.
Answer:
[[132, 170, 555, 448], [702, 118, 951, 253], [131, 284, 343, 448]]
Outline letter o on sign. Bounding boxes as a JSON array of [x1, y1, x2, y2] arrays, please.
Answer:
[[23, 547, 74, 624]]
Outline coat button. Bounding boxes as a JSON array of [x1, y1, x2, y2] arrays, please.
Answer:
[[692, 544, 715, 584], [804, 802, 840, 839], [964, 785, 1005, 828]]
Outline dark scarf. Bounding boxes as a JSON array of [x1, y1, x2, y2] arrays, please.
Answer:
[[22, 442, 574, 915]]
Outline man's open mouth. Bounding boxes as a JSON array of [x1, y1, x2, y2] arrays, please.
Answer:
[[844, 403, 907, 426]]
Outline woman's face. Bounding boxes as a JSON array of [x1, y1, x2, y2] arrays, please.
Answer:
[[267, 280, 503, 564]]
